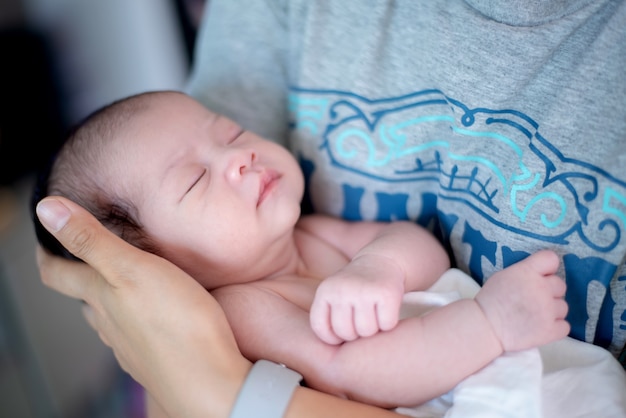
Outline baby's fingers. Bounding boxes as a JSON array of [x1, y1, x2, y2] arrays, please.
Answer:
[[546, 274, 567, 298], [310, 300, 343, 345], [554, 297, 569, 320], [329, 304, 358, 342], [376, 298, 401, 332], [353, 304, 379, 338], [551, 318, 571, 341], [544, 274, 568, 320]]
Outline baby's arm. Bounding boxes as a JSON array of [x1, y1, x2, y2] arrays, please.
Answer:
[[214, 283, 498, 408], [215, 250, 569, 408], [298, 215, 450, 344]]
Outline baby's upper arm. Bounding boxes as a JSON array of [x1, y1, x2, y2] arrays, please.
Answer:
[[298, 215, 450, 292], [211, 283, 345, 395]]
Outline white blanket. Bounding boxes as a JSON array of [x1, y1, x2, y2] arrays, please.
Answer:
[[394, 269, 626, 418]]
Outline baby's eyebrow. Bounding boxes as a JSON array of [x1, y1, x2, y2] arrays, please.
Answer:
[[202, 111, 220, 131], [228, 127, 245, 144]]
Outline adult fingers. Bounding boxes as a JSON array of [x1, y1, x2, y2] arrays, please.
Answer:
[[35, 196, 145, 287], [36, 245, 101, 300], [81, 303, 112, 347]]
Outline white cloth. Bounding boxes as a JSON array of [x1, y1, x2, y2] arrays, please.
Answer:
[[394, 269, 626, 418]]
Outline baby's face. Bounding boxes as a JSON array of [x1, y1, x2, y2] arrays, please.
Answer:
[[112, 92, 304, 288]]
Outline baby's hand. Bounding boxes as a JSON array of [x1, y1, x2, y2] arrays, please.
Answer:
[[310, 255, 405, 345], [475, 250, 570, 352]]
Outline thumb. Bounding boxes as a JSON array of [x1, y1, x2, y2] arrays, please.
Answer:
[[36, 196, 139, 279]]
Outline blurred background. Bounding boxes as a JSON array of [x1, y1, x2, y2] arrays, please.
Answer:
[[0, 0, 206, 416]]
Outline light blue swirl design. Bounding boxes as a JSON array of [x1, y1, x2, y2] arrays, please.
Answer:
[[510, 173, 567, 228], [288, 88, 626, 252], [604, 187, 626, 227]]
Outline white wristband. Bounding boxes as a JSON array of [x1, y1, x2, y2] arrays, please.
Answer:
[[229, 360, 303, 418]]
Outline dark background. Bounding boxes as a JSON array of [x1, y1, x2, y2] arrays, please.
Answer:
[[0, 1, 206, 417]]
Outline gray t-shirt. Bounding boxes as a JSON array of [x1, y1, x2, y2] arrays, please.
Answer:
[[187, 0, 626, 359]]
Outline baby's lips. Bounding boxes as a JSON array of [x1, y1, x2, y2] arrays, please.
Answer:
[[257, 168, 281, 207]]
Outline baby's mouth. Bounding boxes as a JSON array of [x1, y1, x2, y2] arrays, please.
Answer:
[[257, 169, 281, 207]]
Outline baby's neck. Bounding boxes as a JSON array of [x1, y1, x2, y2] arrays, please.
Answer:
[[262, 230, 310, 280], [286, 226, 351, 280]]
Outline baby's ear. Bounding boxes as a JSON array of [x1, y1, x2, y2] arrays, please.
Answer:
[[30, 156, 82, 262]]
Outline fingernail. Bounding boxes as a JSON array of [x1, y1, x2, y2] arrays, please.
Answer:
[[36, 200, 70, 232]]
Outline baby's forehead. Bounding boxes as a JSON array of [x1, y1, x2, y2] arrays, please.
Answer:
[[152, 91, 210, 110], [141, 94, 219, 127]]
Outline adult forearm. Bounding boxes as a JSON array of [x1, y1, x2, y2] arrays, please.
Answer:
[[286, 387, 408, 418], [146, 368, 407, 418]]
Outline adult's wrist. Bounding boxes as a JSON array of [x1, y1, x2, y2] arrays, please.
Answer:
[[157, 354, 252, 418], [230, 360, 303, 418]]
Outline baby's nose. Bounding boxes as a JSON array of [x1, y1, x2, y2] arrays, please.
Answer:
[[226, 148, 257, 180]]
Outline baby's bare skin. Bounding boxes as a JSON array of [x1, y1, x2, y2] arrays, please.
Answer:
[[475, 249, 569, 352], [215, 215, 570, 407]]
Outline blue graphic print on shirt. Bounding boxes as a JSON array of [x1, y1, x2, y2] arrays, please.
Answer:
[[288, 87, 626, 351]]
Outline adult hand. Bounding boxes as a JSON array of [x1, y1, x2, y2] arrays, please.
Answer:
[[35, 196, 251, 418]]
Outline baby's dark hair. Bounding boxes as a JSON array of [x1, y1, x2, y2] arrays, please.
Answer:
[[31, 90, 171, 261]]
